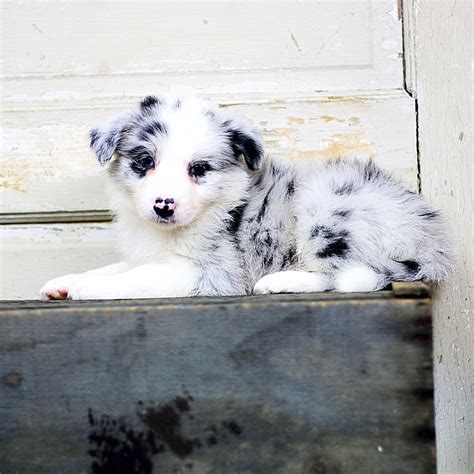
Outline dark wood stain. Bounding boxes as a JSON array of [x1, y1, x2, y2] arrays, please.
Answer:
[[3, 371, 23, 387], [88, 395, 243, 472]]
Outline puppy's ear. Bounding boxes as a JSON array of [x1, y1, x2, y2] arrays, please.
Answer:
[[226, 122, 264, 171], [89, 115, 129, 165]]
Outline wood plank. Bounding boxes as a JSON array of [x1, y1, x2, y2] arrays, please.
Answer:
[[1, 1, 402, 90], [1, 92, 417, 214], [0, 223, 119, 300], [0, 290, 435, 473]]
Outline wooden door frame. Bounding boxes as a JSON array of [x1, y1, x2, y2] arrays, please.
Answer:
[[403, 0, 473, 471]]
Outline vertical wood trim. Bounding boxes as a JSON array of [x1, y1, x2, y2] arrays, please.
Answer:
[[414, 1, 473, 472], [401, 0, 417, 97]]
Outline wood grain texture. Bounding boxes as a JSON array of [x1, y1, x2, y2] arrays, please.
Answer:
[[1, 1, 402, 88], [412, 0, 473, 472], [0, 223, 119, 300], [1, 93, 417, 214], [0, 289, 435, 473]]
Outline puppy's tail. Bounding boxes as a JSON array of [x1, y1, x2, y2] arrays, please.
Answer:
[[391, 213, 455, 284]]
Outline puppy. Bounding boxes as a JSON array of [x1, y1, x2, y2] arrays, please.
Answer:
[[40, 95, 453, 300]]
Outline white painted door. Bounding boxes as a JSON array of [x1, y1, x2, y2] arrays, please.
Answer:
[[1, 1, 416, 299]]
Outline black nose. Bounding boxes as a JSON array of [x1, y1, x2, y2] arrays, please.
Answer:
[[154, 197, 176, 218], [155, 198, 174, 205]]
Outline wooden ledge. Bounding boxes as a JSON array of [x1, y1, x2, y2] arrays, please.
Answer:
[[0, 282, 431, 313], [0, 283, 434, 473]]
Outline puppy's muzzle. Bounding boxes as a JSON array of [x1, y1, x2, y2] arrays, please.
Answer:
[[154, 197, 176, 219]]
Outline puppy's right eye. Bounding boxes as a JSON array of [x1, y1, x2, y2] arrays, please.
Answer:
[[128, 147, 155, 177]]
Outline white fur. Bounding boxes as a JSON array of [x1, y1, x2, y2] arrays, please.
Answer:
[[333, 264, 383, 292], [254, 271, 330, 294]]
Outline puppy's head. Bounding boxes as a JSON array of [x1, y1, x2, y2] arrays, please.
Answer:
[[89, 95, 264, 227]]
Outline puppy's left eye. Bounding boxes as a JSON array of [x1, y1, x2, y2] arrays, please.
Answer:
[[189, 162, 212, 178]]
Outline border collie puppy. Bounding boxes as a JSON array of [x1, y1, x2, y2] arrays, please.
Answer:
[[40, 95, 453, 300]]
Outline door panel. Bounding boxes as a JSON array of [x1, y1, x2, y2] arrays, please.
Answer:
[[2, 92, 416, 214], [0, 1, 416, 299]]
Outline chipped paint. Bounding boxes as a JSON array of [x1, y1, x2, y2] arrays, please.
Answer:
[[0, 177, 28, 193], [291, 130, 376, 161], [287, 117, 305, 125], [314, 115, 343, 123], [274, 128, 299, 139], [348, 117, 360, 125], [0, 167, 29, 192], [310, 115, 360, 125], [1, 96, 417, 213], [319, 96, 373, 105]]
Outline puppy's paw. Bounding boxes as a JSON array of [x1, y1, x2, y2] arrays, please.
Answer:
[[254, 271, 330, 294], [39, 274, 82, 300], [67, 279, 108, 300], [333, 264, 383, 292]]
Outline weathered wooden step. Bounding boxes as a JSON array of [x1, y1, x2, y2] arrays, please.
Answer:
[[0, 283, 434, 474]]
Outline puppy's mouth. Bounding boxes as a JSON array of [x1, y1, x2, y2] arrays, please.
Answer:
[[150, 212, 195, 227], [152, 214, 177, 225]]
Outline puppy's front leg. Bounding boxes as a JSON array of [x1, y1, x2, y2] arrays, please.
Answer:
[[40, 262, 131, 300], [67, 261, 199, 300]]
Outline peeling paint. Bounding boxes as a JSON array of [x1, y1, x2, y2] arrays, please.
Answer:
[[320, 96, 372, 105], [287, 117, 305, 125], [309, 116, 361, 124], [1, 96, 416, 213], [274, 128, 299, 139], [348, 117, 361, 125], [291, 130, 376, 161], [316, 116, 346, 123], [0, 168, 29, 192]]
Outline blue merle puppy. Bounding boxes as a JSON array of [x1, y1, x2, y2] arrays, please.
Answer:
[[40, 95, 453, 299]]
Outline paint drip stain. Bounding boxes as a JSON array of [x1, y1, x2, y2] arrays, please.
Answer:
[[87, 393, 243, 473]]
